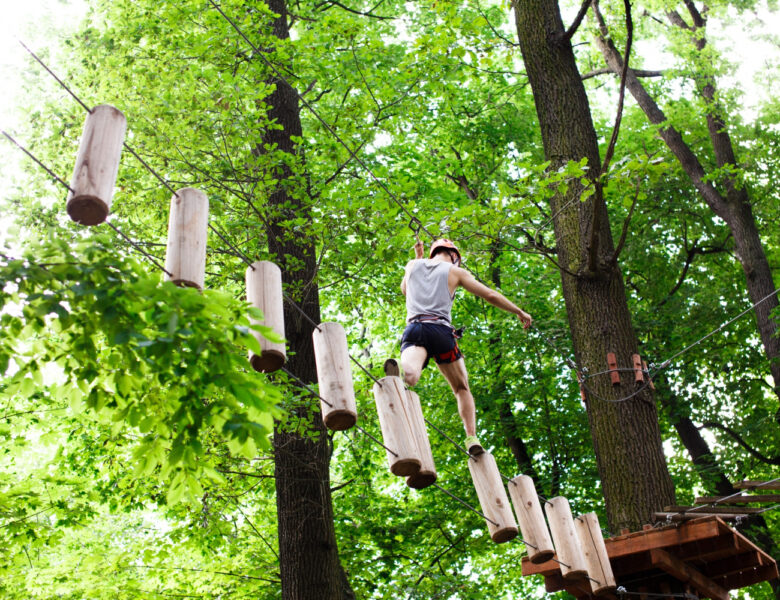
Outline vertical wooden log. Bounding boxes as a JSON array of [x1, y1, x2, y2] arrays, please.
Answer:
[[164, 188, 209, 290], [67, 104, 126, 225], [544, 497, 588, 580], [373, 376, 421, 476], [404, 389, 437, 489], [607, 352, 620, 385], [632, 353, 644, 383], [468, 452, 518, 543], [508, 474, 555, 563], [574, 512, 616, 595], [246, 261, 286, 373], [312, 322, 356, 430]]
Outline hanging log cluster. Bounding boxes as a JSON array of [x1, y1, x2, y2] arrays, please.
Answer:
[[67, 103, 620, 582], [372, 376, 436, 484]]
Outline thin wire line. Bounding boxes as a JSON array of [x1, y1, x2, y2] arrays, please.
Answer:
[[121, 142, 181, 198], [348, 354, 383, 387], [282, 293, 322, 331], [1, 130, 75, 193], [103, 220, 172, 276], [673, 478, 780, 518], [353, 424, 399, 458], [432, 482, 499, 526], [651, 287, 780, 375], [19, 40, 92, 113], [207, 222, 256, 268], [207, 0, 435, 240]]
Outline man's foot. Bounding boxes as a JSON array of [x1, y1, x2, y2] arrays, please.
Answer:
[[464, 435, 484, 456], [383, 358, 400, 377]]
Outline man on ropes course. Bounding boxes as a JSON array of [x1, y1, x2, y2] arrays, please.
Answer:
[[398, 239, 533, 456]]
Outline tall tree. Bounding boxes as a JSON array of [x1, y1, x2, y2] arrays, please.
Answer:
[[259, 0, 353, 597], [512, 0, 676, 531], [592, 0, 780, 410]]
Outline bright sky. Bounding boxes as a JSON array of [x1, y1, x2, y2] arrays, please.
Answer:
[[0, 0, 88, 249]]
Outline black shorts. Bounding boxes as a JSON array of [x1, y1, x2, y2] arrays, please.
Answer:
[[400, 322, 463, 369]]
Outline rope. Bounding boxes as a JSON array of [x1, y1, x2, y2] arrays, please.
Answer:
[[1, 130, 75, 194]]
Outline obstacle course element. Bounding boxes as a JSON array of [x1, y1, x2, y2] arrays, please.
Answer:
[[544, 496, 588, 579], [373, 376, 422, 476], [67, 104, 126, 225], [312, 322, 357, 430], [574, 513, 615, 595], [523, 516, 777, 599], [508, 475, 555, 563], [246, 261, 286, 373], [164, 188, 209, 289], [404, 389, 436, 489], [468, 452, 518, 543]]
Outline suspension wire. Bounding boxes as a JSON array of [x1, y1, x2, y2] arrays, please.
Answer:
[[432, 482, 498, 526], [616, 587, 698, 600], [207, 0, 435, 241], [649, 287, 780, 376], [207, 222, 256, 269], [19, 41, 92, 113], [103, 220, 172, 276], [1, 130, 75, 193]]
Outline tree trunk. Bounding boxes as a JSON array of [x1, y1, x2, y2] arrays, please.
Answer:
[[593, 18, 780, 408], [513, 0, 675, 532], [260, 2, 354, 598]]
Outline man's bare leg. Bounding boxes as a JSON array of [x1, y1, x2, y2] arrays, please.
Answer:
[[401, 346, 428, 387], [436, 358, 476, 437]]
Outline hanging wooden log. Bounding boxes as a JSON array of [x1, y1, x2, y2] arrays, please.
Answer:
[[404, 389, 436, 489], [312, 322, 356, 431], [508, 474, 555, 563], [373, 376, 421, 477], [67, 104, 127, 225], [574, 512, 616, 595], [246, 260, 286, 373], [164, 188, 209, 290], [468, 452, 518, 543], [544, 496, 588, 580]]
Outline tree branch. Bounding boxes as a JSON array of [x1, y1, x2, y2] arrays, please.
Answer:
[[560, 0, 592, 42], [582, 67, 663, 80], [610, 177, 640, 264], [315, 0, 394, 19], [698, 421, 780, 465]]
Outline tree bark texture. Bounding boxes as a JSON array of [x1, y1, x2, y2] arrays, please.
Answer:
[[260, 2, 354, 598], [594, 27, 780, 408], [513, 0, 676, 532]]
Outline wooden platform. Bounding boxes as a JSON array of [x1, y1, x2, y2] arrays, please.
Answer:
[[522, 516, 777, 599]]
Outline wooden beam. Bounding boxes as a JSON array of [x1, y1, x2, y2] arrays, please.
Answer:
[[663, 505, 765, 514], [655, 512, 749, 522], [696, 495, 780, 504], [701, 551, 764, 579], [735, 480, 780, 490], [650, 548, 729, 600], [716, 564, 779, 589]]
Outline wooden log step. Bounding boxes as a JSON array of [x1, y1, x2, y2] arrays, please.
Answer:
[[734, 480, 780, 490], [545, 497, 588, 580], [468, 452, 518, 543], [695, 494, 780, 505], [372, 376, 421, 477], [663, 505, 765, 514], [654, 512, 753, 522], [312, 322, 357, 431], [508, 474, 554, 563]]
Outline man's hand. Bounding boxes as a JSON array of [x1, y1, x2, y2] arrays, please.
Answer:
[[414, 240, 424, 259], [518, 310, 533, 329]]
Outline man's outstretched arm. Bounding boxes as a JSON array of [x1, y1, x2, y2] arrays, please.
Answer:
[[454, 267, 533, 328]]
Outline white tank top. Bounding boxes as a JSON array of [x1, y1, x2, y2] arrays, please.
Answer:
[[405, 259, 455, 325]]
